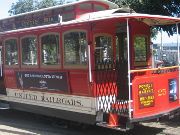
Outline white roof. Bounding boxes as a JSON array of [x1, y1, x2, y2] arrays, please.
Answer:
[[0, 0, 119, 21], [71, 9, 180, 26], [1, 8, 180, 35]]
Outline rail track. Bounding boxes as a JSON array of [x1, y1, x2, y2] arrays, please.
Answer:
[[0, 110, 179, 135]]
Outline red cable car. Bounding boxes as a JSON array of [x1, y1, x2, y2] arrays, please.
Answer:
[[0, 0, 179, 130]]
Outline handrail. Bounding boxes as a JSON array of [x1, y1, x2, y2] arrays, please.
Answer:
[[130, 66, 179, 73]]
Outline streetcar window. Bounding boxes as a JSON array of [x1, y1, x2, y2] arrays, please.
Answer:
[[61, 5, 75, 22], [63, 31, 87, 67], [134, 36, 148, 66], [21, 36, 37, 65], [79, 3, 92, 10], [95, 35, 112, 62], [62, 12, 75, 22], [63, 5, 74, 11], [41, 34, 60, 65], [5, 39, 18, 66], [94, 4, 106, 11]]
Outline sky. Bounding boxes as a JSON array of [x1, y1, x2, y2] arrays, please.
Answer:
[[0, 0, 179, 44], [153, 32, 179, 44], [0, 0, 18, 19]]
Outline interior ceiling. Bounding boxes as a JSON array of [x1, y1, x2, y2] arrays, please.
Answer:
[[140, 18, 179, 26]]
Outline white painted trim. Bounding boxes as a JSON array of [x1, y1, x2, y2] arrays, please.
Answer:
[[126, 18, 132, 119], [177, 23, 180, 104], [0, 46, 2, 77], [88, 45, 92, 82], [0, 94, 8, 100], [3, 89, 96, 115]]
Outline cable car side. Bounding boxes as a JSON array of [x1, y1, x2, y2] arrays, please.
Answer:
[[0, 0, 179, 131]]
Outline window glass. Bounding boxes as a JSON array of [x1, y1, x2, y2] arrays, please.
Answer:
[[79, 3, 92, 10], [62, 12, 75, 22], [21, 36, 37, 65], [63, 6, 74, 11], [41, 34, 59, 65], [5, 39, 18, 65], [64, 31, 87, 66], [95, 35, 112, 62], [94, 4, 106, 11], [134, 36, 147, 62]]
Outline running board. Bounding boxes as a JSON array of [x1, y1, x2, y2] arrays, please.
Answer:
[[0, 102, 10, 110]]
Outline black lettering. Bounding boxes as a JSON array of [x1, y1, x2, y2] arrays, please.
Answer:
[[62, 98, 66, 104], [76, 100, 83, 106], [41, 95, 45, 101], [25, 94, 28, 99], [45, 97, 49, 102], [28, 94, 31, 100], [19, 93, 22, 98], [33, 95, 37, 100], [56, 98, 62, 103]]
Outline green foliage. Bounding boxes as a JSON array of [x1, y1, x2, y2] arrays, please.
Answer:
[[8, 0, 36, 15], [42, 35, 59, 65], [8, 0, 64, 15], [36, 0, 58, 9], [151, 28, 158, 40], [134, 36, 147, 62], [109, 0, 180, 16], [109, 0, 180, 35]]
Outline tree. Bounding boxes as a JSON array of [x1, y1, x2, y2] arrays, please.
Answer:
[[109, 0, 180, 35], [109, 0, 180, 17], [8, 0, 64, 16], [36, 0, 58, 9], [8, 0, 36, 15]]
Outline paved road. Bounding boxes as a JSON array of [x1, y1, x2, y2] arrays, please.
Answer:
[[0, 109, 179, 135]]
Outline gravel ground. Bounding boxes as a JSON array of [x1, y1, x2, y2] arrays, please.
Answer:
[[0, 109, 179, 135]]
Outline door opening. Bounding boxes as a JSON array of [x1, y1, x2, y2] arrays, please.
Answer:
[[116, 31, 129, 100]]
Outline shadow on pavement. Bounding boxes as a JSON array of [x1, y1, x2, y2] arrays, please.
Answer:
[[0, 109, 179, 135]]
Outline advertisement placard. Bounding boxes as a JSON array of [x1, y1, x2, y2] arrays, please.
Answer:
[[16, 71, 69, 91]]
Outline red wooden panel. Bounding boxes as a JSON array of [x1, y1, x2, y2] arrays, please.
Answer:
[[4, 69, 17, 88], [132, 70, 179, 119], [69, 71, 90, 96]]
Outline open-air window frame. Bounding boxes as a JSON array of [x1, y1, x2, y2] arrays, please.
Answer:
[[63, 29, 88, 69], [20, 35, 38, 68], [133, 35, 149, 67], [94, 33, 113, 62], [40, 32, 61, 69], [4, 37, 19, 68]]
